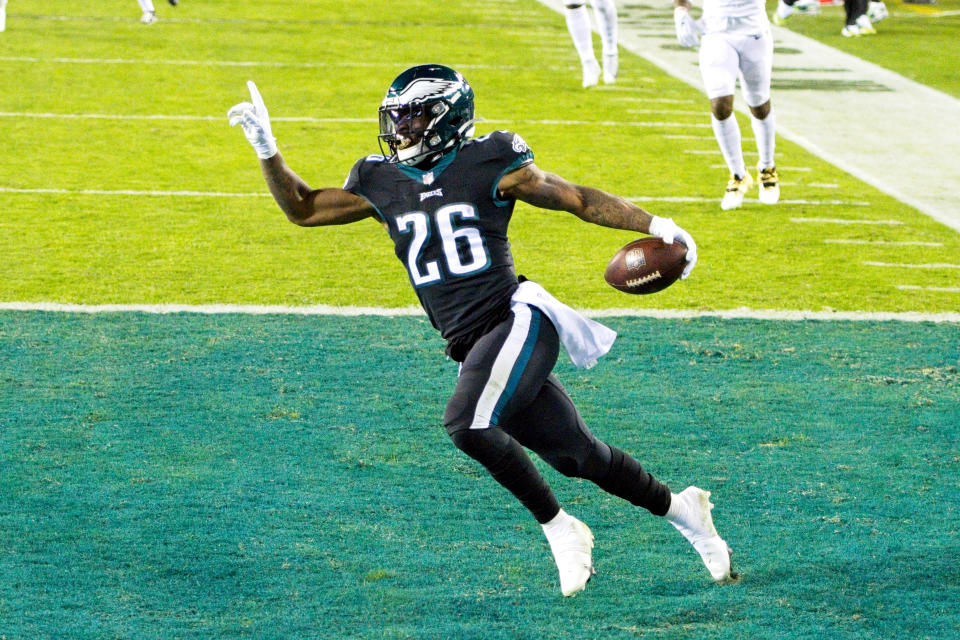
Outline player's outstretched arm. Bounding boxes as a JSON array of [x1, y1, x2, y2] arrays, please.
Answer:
[[499, 162, 655, 233], [499, 162, 697, 278], [228, 81, 375, 227]]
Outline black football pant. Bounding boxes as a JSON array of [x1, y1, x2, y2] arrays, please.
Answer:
[[443, 303, 671, 524], [845, 0, 868, 24]]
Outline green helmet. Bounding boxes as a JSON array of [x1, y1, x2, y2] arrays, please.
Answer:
[[378, 64, 476, 167]]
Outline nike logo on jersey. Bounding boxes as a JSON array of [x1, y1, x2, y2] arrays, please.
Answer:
[[420, 188, 444, 201]]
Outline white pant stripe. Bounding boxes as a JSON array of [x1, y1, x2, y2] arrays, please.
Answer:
[[469, 303, 532, 429]]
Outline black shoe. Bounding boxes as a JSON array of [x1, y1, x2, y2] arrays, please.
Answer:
[[168, 0, 178, 6]]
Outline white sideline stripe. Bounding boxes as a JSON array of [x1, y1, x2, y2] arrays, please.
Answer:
[[2, 302, 958, 323], [864, 261, 960, 269], [896, 285, 960, 293], [824, 239, 944, 246], [791, 217, 902, 224], [0, 112, 709, 128], [0, 187, 271, 197]]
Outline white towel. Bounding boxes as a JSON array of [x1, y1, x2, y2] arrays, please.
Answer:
[[511, 280, 617, 369]]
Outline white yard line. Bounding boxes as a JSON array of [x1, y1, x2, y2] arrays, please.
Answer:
[[2, 302, 958, 323], [896, 285, 960, 293], [791, 217, 901, 224], [824, 239, 943, 246], [864, 262, 960, 269], [0, 187, 270, 197]]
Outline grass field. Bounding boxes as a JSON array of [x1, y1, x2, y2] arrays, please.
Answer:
[[1, 1, 958, 638]]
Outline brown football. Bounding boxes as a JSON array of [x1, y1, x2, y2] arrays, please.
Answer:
[[603, 237, 688, 294]]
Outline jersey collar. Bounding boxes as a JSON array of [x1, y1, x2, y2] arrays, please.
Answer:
[[395, 147, 459, 185]]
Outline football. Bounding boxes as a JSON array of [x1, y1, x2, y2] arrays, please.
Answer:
[[603, 237, 688, 294]]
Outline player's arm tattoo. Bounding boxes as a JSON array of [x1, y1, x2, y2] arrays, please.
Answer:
[[504, 163, 653, 233]]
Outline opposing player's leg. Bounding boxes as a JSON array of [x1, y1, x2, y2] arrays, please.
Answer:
[[0, 0, 6, 33], [699, 34, 752, 210], [443, 304, 593, 596], [564, 2, 601, 87], [137, 0, 157, 24], [741, 30, 779, 205], [502, 369, 734, 583], [591, 0, 619, 83]]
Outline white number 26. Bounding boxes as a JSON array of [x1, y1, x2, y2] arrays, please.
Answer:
[[395, 204, 489, 286]]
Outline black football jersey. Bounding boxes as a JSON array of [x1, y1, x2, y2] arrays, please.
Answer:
[[344, 130, 534, 358]]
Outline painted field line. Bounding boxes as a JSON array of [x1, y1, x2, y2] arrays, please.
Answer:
[[615, 98, 698, 104], [0, 188, 866, 205], [626, 196, 868, 205], [712, 164, 811, 171], [0, 187, 271, 198], [896, 285, 960, 293], [0, 55, 541, 72], [864, 261, 960, 269], [0, 112, 707, 129], [791, 217, 901, 224], [0, 112, 372, 123], [2, 302, 958, 323], [626, 109, 704, 116], [824, 239, 944, 246]]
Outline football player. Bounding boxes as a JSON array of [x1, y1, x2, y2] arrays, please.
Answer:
[[564, 0, 619, 86], [136, 0, 176, 25], [0, 0, 7, 32], [229, 65, 734, 596], [674, 0, 780, 209]]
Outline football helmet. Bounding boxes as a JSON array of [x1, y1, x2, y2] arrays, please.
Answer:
[[378, 64, 476, 167]]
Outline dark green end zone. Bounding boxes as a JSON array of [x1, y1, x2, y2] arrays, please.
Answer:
[[2, 312, 958, 639]]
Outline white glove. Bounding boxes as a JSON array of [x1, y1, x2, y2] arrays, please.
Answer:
[[648, 215, 698, 280], [228, 80, 278, 159], [674, 7, 701, 48]]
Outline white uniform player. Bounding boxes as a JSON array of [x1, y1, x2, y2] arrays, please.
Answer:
[[674, 0, 780, 210], [0, 0, 8, 33], [564, 1, 619, 87]]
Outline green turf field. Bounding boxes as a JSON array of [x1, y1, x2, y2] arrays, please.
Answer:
[[1, 1, 958, 638], [3, 312, 958, 639]]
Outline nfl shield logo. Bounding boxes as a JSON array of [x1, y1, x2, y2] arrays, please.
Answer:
[[423, 171, 435, 185]]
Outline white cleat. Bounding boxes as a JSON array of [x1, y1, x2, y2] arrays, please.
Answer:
[[841, 24, 861, 37], [140, 11, 157, 24], [867, 1, 888, 22], [543, 513, 595, 596], [667, 487, 736, 582], [720, 172, 753, 210], [758, 165, 781, 205], [602, 53, 618, 84], [856, 14, 877, 34], [582, 59, 601, 88]]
